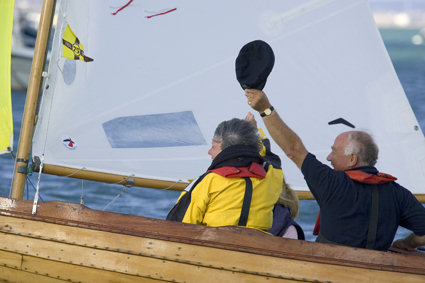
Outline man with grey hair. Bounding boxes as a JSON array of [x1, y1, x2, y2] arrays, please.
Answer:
[[245, 88, 425, 251], [331, 131, 379, 170], [167, 115, 284, 231]]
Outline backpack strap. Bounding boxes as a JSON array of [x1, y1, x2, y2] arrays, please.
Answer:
[[317, 185, 380, 249], [166, 172, 210, 221], [365, 185, 379, 249], [238, 177, 253, 226]]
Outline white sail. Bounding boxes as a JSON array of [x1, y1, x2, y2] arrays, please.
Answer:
[[32, 0, 425, 195]]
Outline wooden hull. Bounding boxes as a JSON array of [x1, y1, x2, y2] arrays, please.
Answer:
[[0, 197, 424, 282]]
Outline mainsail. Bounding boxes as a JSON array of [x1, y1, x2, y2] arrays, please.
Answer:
[[32, 0, 425, 196], [0, 0, 15, 155]]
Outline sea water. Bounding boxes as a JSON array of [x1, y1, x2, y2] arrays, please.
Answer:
[[1, 28, 424, 242]]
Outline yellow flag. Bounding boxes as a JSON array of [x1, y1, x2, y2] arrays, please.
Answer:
[[0, 0, 15, 154], [62, 24, 93, 62]]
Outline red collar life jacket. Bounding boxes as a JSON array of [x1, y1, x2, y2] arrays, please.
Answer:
[[208, 162, 266, 178], [313, 169, 397, 235], [344, 169, 397, 184]]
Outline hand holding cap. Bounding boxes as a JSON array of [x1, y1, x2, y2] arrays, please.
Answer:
[[235, 40, 275, 90]]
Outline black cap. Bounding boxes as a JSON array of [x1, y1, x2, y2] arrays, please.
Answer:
[[235, 40, 275, 90]]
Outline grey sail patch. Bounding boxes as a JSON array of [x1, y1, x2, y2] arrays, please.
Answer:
[[102, 111, 206, 148]]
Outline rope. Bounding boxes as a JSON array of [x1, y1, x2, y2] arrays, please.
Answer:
[[63, 167, 87, 177], [9, 148, 16, 159], [160, 179, 184, 190], [32, 155, 44, 215], [80, 179, 84, 204], [25, 176, 44, 202], [102, 183, 131, 211], [102, 175, 135, 211], [8, 149, 16, 198]]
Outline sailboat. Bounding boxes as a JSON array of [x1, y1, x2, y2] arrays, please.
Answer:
[[10, 1, 41, 90], [1, 0, 425, 282]]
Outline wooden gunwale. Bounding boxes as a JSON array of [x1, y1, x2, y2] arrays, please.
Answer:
[[2, 218, 424, 283], [0, 197, 424, 276]]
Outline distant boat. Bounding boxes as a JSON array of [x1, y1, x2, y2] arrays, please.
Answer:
[[11, 1, 51, 90], [2, 0, 425, 282], [10, 2, 38, 90], [11, 47, 34, 90]]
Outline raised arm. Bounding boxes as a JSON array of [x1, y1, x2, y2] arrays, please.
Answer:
[[245, 89, 308, 169]]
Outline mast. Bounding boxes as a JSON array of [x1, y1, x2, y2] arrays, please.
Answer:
[[10, 0, 56, 199]]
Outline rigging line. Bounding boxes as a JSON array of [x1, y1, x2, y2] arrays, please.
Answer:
[[80, 179, 84, 204], [9, 136, 22, 198], [102, 175, 135, 211], [32, 155, 44, 215], [25, 176, 45, 202], [160, 179, 184, 191], [110, 174, 135, 185], [26, 178, 29, 200], [8, 149, 16, 198], [9, 148, 16, 159], [39, 16, 72, 159], [102, 186, 130, 211], [39, 59, 59, 158], [267, 0, 364, 45], [267, 0, 337, 26], [62, 167, 87, 178]]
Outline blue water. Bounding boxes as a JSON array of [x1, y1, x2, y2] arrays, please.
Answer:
[[1, 28, 424, 242]]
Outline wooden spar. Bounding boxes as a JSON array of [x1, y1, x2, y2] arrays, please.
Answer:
[[41, 163, 189, 191], [40, 162, 313, 196], [40, 163, 425, 202], [10, 0, 56, 199]]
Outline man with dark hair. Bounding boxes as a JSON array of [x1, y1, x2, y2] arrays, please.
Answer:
[[245, 88, 425, 251], [167, 116, 283, 231]]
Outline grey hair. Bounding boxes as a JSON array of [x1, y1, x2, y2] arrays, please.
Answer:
[[214, 118, 261, 152], [344, 131, 379, 166]]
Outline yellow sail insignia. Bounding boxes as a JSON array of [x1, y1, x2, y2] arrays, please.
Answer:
[[0, 0, 15, 154], [62, 24, 93, 62]]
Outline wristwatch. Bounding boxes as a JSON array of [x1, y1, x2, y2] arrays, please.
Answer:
[[260, 106, 274, 117]]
